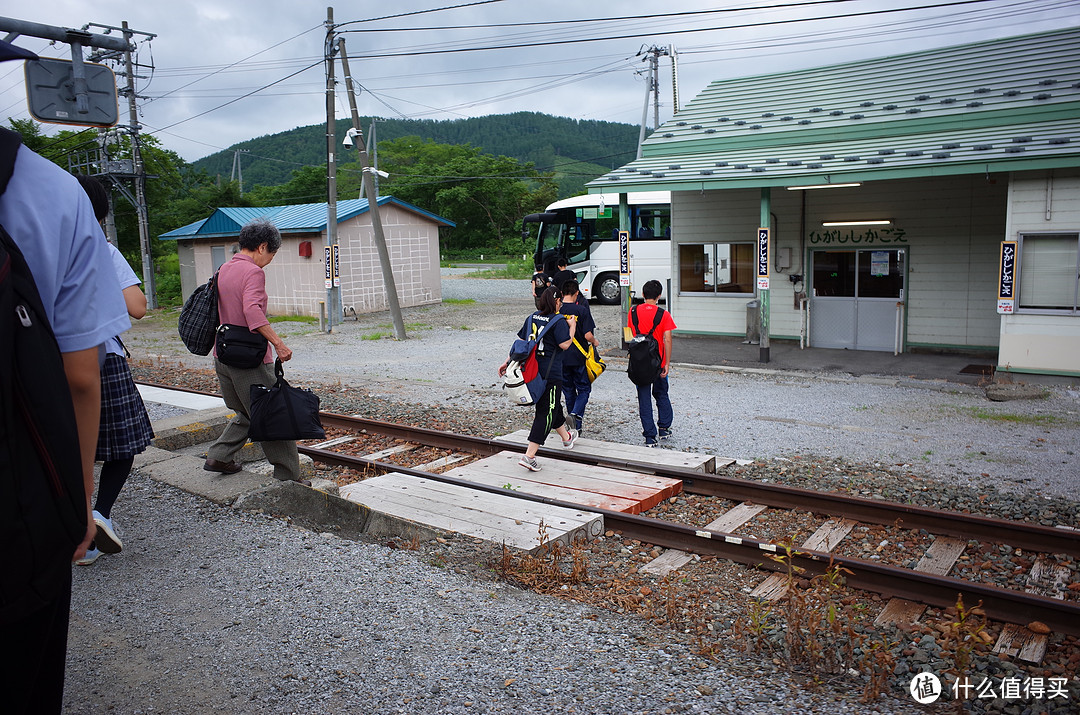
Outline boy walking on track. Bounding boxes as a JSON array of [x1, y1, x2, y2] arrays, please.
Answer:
[[628, 280, 676, 447]]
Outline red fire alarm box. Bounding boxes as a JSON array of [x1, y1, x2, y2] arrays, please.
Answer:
[[298, 241, 312, 258]]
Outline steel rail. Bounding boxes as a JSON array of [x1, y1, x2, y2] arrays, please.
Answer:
[[135, 384, 1080, 633], [316, 411, 1080, 560], [134, 383, 1080, 559], [301, 444, 1080, 637]]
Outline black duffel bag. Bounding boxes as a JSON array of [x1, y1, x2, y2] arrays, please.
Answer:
[[249, 359, 326, 442], [215, 323, 268, 369]]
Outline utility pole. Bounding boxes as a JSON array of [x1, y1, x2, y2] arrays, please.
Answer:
[[230, 149, 248, 194], [121, 20, 155, 309], [323, 6, 340, 333], [338, 37, 406, 340], [635, 46, 674, 159]]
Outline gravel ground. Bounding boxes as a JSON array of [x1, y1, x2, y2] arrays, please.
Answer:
[[67, 270, 1080, 714]]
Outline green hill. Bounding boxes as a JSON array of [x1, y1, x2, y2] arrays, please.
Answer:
[[192, 112, 639, 198]]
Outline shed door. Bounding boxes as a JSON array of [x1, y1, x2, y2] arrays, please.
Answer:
[[810, 249, 905, 351]]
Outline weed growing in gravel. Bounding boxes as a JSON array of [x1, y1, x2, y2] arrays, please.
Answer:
[[959, 407, 1064, 426], [940, 595, 988, 711], [495, 521, 590, 594], [362, 332, 392, 341], [443, 298, 476, 305]]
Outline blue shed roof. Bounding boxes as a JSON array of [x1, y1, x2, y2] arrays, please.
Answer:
[[159, 196, 455, 241]]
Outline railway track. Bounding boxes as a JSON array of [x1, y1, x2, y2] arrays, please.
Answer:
[[139, 381, 1080, 638]]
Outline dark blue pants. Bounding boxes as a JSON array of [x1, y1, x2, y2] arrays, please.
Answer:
[[562, 363, 591, 419], [636, 376, 672, 439]]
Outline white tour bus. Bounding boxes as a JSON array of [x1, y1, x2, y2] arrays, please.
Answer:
[[523, 191, 672, 304]]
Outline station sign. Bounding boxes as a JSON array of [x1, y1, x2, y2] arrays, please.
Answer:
[[324, 246, 333, 289], [618, 230, 630, 286], [757, 227, 770, 290], [997, 240, 1016, 314], [332, 244, 340, 287]]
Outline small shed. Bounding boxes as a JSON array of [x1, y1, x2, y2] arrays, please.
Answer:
[[160, 196, 454, 318]]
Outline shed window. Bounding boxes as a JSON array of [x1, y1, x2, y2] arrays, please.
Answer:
[[1018, 233, 1080, 312], [679, 242, 755, 295]]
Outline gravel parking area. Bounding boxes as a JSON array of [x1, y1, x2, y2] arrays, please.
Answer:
[[68, 271, 1080, 714]]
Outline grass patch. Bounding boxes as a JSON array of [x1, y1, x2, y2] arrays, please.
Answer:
[[268, 315, 319, 325], [362, 332, 392, 341], [470, 257, 533, 280], [443, 298, 476, 306]]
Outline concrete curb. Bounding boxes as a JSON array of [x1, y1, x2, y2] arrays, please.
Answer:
[[139, 415, 446, 544]]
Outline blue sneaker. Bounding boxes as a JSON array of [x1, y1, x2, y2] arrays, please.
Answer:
[[76, 547, 101, 566], [645, 436, 658, 447], [93, 510, 123, 554], [658, 427, 672, 441]]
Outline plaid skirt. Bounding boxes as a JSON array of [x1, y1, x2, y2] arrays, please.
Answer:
[[95, 353, 155, 462]]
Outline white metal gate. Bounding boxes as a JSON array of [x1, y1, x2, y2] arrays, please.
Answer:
[[809, 249, 905, 352]]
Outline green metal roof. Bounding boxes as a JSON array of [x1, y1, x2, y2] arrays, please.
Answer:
[[588, 27, 1080, 192], [159, 196, 455, 241]]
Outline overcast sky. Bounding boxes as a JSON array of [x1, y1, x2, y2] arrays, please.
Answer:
[[2, 0, 1077, 164]]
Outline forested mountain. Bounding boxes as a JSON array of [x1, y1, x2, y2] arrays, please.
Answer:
[[192, 112, 639, 198]]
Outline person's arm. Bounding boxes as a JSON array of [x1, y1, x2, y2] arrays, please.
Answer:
[[254, 323, 292, 362], [661, 329, 673, 378], [122, 284, 147, 319], [62, 347, 102, 561], [558, 314, 576, 351]]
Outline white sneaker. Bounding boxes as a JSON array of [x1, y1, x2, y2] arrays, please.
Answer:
[[76, 547, 101, 566], [518, 455, 542, 472], [562, 428, 577, 449], [93, 510, 123, 554]]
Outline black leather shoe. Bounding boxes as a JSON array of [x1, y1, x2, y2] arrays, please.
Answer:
[[204, 458, 242, 474]]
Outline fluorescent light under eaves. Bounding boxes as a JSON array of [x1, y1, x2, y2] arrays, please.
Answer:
[[822, 220, 892, 227], [786, 182, 862, 190]]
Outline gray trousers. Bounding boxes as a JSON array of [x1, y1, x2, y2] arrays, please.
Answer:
[[208, 359, 300, 481]]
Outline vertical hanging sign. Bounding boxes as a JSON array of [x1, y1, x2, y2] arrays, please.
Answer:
[[618, 230, 630, 286], [997, 240, 1016, 314], [332, 244, 341, 287], [757, 228, 770, 290], [324, 246, 333, 289]]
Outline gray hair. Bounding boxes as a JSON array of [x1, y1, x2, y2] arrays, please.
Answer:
[[238, 218, 282, 252]]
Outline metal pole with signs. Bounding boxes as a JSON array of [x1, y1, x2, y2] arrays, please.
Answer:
[[997, 241, 1017, 314], [619, 193, 631, 347]]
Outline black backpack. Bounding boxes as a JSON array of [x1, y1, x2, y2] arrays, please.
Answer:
[[626, 305, 665, 386], [0, 128, 87, 624]]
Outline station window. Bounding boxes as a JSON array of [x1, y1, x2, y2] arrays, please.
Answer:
[[679, 242, 755, 295], [1018, 233, 1080, 313]]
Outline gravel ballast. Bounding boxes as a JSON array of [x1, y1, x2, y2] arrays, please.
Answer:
[[65, 272, 1080, 714]]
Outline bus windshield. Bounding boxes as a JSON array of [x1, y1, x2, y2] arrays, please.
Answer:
[[522, 192, 672, 304]]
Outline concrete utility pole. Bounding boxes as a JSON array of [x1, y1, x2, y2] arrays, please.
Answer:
[[635, 46, 674, 159], [338, 37, 406, 341], [323, 6, 340, 333]]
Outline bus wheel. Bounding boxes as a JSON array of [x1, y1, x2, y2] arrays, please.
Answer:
[[594, 274, 620, 305]]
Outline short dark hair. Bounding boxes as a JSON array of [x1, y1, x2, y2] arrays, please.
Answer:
[[642, 280, 663, 300], [75, 175, 109, 222], [536, 286, 559, 315], [560, 279, 579, 296], [557, 256, 567, 268], [238, 218, 282, 252]]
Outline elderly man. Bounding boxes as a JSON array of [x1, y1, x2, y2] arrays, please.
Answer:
[[204, 218, 300, 481]]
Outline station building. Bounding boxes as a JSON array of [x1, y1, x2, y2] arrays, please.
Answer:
[[160, 196, 453, 319], [588, 28, 1080, 379]]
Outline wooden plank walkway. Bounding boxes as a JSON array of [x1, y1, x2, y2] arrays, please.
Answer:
[[495, 430, 724, 473], [339, 473, 603, 553], [444, 451, 682, 514]]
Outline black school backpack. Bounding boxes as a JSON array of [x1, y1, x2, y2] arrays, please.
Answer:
[[0, 128, 88, 624], [626, 305, 666, 386]]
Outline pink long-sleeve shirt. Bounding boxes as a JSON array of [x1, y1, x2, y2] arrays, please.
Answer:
[[214, 253, 273, 364]]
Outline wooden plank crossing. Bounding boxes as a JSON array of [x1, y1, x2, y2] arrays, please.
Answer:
[[992, 555, 1071, 663], [751, 519, 857, 600], [495, 430, 723, 473], [875, 536, 967, 627], [444, 451, 682, 514], [641, 502, 768, 576], [339, 473, 602, 553]]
